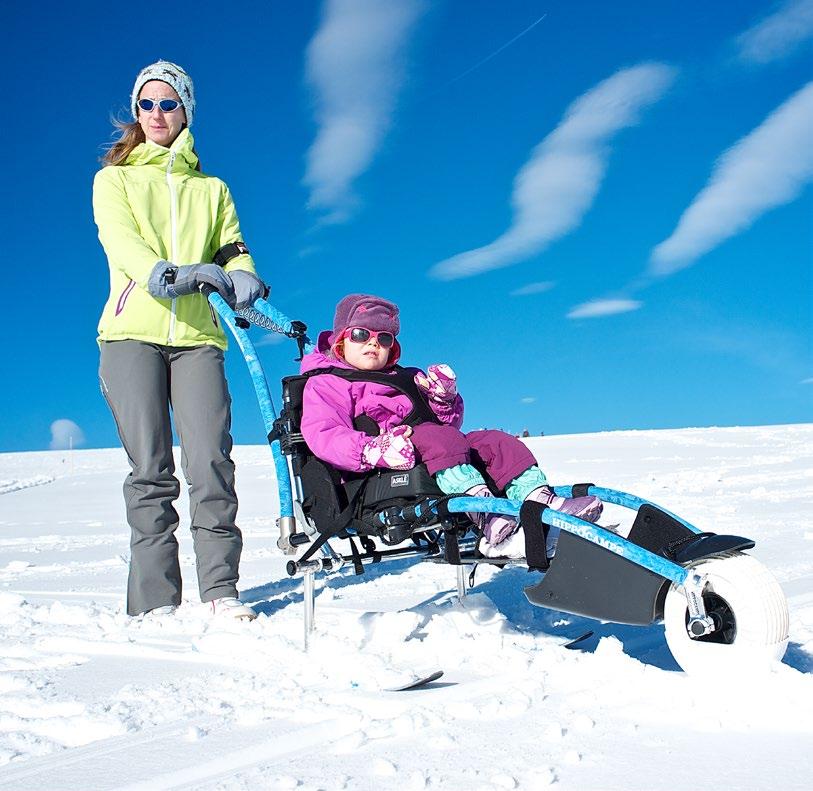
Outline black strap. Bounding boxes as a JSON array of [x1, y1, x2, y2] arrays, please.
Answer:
[[360, 536, 381, 563], [347, 537, 364, 575], [345, 536, 382, 575], [213, 241, 250, 268], [267, 416, 286, 445], [571, 482, 595, 498], [433, 494, 461, 521], [444, 528, 461, 564], [519, 499, 550, 572], [296, 480, 370, 567]]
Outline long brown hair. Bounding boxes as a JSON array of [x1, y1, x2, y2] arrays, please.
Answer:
[[101, 119, 145, 166], [100, 118, 202, 170]]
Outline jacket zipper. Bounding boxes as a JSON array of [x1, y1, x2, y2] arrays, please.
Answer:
[[115, 279, 136, 316], [166, 150, 179, 344]]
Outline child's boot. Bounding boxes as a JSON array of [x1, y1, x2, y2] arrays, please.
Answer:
[[526, 485, 603, 523], [507, 466, 603, 524], [434, 464, 520, 553], [465, 483, 518, 545]]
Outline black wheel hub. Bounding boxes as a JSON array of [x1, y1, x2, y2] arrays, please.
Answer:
[[686, 591, 737, 644]]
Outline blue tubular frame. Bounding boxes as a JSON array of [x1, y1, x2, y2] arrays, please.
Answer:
[[377, 492, 691, 585], [554, 485, 701, 534], [207, 292, 293, 520]]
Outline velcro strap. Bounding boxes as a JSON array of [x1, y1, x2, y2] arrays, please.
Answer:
[[360, 536, 381, 563], [519, 499, 550, 572], [571, 482, 594, 498], [443, 529, 461, 564], [434, 495, 459, 520], [213, 241, 250, 268], [347, 537, 364, 575]]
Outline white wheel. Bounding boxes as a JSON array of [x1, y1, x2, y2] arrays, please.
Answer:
[[663, 552, 789, 675]]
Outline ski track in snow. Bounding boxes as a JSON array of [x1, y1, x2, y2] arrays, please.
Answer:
[[0, 426, 811, 790], [0, 476, 54, 496]]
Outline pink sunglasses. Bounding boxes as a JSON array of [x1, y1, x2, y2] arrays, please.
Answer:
[[343, 327, 396, 348]]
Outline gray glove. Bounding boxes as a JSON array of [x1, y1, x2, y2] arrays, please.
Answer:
[[147, 261, 236, 307], [230, 270, 267, 310]]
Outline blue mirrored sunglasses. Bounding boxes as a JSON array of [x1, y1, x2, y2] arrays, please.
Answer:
[[137, 98, 182, 113]]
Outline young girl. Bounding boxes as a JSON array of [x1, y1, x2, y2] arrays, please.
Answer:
[[299, 294, 602, 558]]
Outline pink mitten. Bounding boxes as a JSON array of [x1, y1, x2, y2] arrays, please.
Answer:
[[414, 364, 457, 403], [361, 426, 416, 471]]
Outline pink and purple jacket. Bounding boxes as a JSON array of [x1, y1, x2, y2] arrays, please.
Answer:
[[300, 338, 464, 473]]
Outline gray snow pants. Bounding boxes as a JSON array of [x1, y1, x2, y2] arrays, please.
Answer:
[[99, 340, 242, 616]]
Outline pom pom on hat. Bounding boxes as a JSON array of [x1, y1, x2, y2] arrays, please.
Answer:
[[131, 60, 196, 126]]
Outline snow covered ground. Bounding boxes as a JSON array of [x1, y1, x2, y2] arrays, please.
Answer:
[[0, 425, 811, 790]]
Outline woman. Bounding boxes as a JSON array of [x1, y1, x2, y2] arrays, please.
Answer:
[[93, 60, 264, 620]]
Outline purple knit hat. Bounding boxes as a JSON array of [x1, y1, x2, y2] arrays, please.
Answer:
[[328, 294, 400, 345]]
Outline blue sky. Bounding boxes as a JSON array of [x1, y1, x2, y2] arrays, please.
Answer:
[[2, 0, 811, 452]]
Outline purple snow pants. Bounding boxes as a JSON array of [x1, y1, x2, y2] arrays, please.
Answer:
[[410, 424, 535, 491]]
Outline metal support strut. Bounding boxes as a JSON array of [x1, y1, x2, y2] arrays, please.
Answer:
[[683, 571, 714, 637], [303, 570, 315, 651], [456, 564, 468, 603]]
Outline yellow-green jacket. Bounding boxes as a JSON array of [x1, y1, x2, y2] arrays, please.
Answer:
[[93, 129, 257, 349]]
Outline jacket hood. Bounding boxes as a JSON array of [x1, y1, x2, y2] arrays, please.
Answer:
[[125, 128, 198, 171], [301, 333, 401, 374], [316, 329, 335, 354], [300, 342, 354, 374]]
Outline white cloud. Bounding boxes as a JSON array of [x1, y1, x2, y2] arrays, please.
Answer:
[[801, 377, 813, 384], [521, 397, 536, 404], [303, 0, 425, 223], [510, 281, 555, 296], [680, 316, 809, 379], [650, 82, 813, 276], [255, 333, 287, 347], [429, 62, 677, 280], [50, 419, 85, 450], [567, 299, 642, 319], [737, 0, 813, 63]]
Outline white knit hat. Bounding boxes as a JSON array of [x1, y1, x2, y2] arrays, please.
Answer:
[[131, 60, 196, 126]]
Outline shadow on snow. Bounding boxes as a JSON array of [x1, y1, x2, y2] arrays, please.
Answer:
[[243, 556, 812, 675]]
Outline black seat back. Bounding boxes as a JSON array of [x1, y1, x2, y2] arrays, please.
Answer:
[[279, 373, 446, 539]]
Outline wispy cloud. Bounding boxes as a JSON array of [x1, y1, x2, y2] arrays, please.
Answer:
[[303, 0, 425, 224], [801, 377, 813, 384], [520, 397, 536, 404], [681, 315, 810, 380], [429, 62, 677, 280], [255, 333, 287, 348], [510, 281, 555, 297], [50, 419, 85, 450], [567, 299, 642, 319], [650, 81, 813, 276], [737, 0, 813, 64]]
